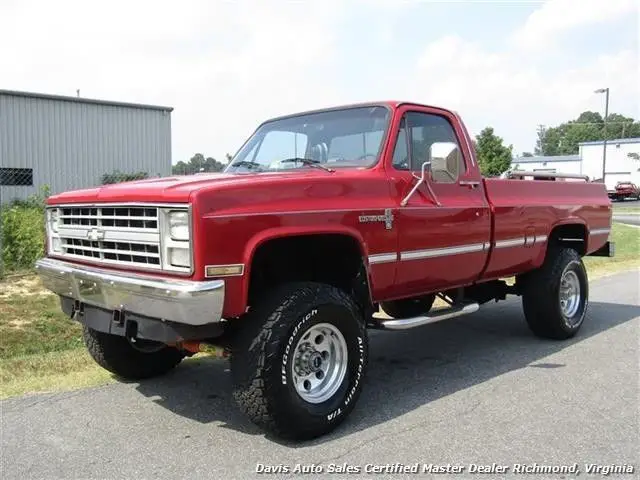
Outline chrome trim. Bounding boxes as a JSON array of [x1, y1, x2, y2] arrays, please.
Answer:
[[505, 170, 589, 181], [206, 205, 484, 219], [400, 242, 486, 261], [49, 202, 190, 208], [459, 180, 480, 188], [46, 203, 194, 276], [535, 235, 548, 243], [374, 302, 479, 330], [204, 263, 246, 278], [590, 228, 611, 236], [494, 237, 525, 249], [368, 253, 398, 264], [35, 257, 223, 326]]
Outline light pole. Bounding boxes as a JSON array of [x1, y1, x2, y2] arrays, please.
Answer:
[[594, 87, 609, 183]]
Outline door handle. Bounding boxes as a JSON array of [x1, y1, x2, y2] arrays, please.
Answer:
[[459, 180, 480, 189]]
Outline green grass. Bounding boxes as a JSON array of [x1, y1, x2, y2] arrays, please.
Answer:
[[0, 349, 113, 399], [584, 223, 640, 277], [0, 277, 114, 398], [0, 225, 636, 399], [0, 294, 83, 358], [612, 203, 640, 214]]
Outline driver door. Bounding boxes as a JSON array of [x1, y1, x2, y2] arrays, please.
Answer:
[[390, 107, 491, 296]]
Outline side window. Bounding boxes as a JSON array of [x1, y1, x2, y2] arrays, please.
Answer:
[[394, 112, 465, 183], [391, 119, 409, 170]]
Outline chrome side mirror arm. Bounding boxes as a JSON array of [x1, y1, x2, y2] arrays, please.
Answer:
[[400, 161, 441, 207]]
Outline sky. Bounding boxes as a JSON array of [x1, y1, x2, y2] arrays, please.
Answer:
[[1, 0, 638, 164]]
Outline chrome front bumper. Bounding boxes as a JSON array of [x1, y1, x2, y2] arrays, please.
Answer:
[[35, 258, 224, 326]]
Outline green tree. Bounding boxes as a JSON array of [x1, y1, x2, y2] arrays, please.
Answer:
[[521, 152, 534, 157], [101, 170, 148, 184], [172, 153, 225, 175], [475, 127, 513, 176], [536, 111, 640, 155]]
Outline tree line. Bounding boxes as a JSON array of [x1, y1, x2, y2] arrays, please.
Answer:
[[475, 110, 639, 176], [172, 153, 232, 175]]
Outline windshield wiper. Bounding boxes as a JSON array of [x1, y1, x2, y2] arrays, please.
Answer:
[[279, 157, 335, 173], [228, 160, 264, 172]]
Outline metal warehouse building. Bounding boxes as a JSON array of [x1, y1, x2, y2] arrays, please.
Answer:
[[0, 89, 172, 202]]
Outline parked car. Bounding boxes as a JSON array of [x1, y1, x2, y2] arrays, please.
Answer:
[[36, 101, 614, 440], [609, 181, 640, 201]]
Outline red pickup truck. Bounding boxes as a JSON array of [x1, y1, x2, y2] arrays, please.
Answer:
[[36, 101, 613, 440], [609, 181, 640, 201]]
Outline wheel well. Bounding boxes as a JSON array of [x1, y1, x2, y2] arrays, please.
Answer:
[[548, 223, 587, 255], [248, 234, 372, 313]]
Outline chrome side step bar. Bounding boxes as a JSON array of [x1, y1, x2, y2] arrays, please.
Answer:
[[372, 303, 480, 330]]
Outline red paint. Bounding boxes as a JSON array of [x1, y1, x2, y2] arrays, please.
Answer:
[[46, 101, 612, 318]]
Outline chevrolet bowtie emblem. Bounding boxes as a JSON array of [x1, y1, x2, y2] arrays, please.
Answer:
[[87, 228, 105, 241]]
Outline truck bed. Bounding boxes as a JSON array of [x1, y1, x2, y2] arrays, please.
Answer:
[[480, 177, 612, 281]]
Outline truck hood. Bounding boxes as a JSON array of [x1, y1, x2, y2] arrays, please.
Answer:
[[47, 171, 325, 204]]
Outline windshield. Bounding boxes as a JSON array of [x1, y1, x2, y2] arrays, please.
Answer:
[[225, 106, 390, 173]]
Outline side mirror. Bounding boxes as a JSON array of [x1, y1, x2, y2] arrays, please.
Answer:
[[402, 161, 440, 207]]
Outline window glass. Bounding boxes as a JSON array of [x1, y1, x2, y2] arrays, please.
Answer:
[[253, 131, 308, 169], [0, 168, 33, 186], [226, 106, 390, 172], [328, 130, 384, 163], [393, 112, 465, 183], [392, 119, 409, 170]]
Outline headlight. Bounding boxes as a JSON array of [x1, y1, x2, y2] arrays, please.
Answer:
[[168, 247, 191, 268], [47, 209, 59, 233], [160, 208, 192, 273], [168, 211, 189, 241]]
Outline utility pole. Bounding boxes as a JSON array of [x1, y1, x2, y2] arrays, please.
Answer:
[[594, 88, 609, 183], [536, 124, 546, 155]]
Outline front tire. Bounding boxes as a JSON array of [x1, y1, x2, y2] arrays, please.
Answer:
[[231, 282, 368, 440], [522, 248, 589, 339], [82, 327, 185, 380]]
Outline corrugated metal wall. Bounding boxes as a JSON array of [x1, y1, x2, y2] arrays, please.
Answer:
[[0, 92, 172, 202]]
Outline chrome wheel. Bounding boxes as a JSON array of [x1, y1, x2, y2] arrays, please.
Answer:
[[291, 322, 348, 404], [559, 269, 581, 320]]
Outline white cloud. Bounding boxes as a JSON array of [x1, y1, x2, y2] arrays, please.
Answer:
[[512, 0, 638, 50], [0, 0, 637, 162], [405, 1, 639, 154], [0, 0, 346, 162]]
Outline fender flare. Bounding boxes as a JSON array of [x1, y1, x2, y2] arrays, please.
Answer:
[[238, 225, 373, 312], [535, 217, 589, 265]]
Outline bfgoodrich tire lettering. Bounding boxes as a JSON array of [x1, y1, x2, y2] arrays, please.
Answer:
[[522, 247, 589, 340], [231, 282, 368, 440]]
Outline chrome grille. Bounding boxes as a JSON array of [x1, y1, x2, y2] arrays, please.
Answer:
[[53, 205, 162, 270], [60, 206, 158, 230]]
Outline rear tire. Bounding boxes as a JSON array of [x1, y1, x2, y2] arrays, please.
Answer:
[[83, 327, 185, 380], [522, 248, 588, 339], [231, 282, 368, 440], [380, 294, 435, 319]]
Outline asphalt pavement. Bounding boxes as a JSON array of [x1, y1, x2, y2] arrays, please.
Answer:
[[612, 199, 640, 209], [613, 199, 639, 225], [2, 271, 639, 479], [613, 214, 640, 226]]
